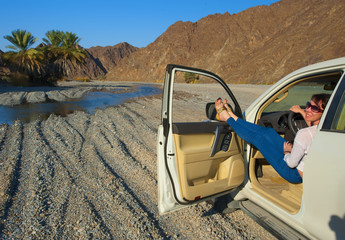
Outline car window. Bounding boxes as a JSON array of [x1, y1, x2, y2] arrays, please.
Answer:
[[171, 71, 233, 123], [262, 72, 341, 113], [322, 73, 345, 132], [330, 93, 345, 131]]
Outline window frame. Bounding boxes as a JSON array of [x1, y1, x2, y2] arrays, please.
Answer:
[[321, 72, 345, 133]]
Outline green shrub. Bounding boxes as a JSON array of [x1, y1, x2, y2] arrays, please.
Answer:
[[184, 72, 199, 84]]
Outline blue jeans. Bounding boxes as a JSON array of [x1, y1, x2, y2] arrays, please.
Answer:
[[227, 118, 303, 183]]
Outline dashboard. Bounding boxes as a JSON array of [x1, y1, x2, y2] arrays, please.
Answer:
[[258, 111, 306, 143]]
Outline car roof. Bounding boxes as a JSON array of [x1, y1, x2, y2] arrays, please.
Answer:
[[283, 57, 345, 81]]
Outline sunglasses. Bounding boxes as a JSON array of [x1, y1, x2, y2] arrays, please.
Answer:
[[306, 101, 323, 113]]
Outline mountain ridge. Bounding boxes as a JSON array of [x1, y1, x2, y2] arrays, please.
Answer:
[[1, 0, 345, 84], [105, 0, 345, 84], [64, 42, 138, 79]]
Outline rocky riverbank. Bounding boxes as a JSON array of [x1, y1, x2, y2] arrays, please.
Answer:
[[0, 82, 274, 239], [0, 81, 138, 106]]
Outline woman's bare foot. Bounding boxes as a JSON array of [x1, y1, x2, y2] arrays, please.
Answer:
[[223, 99, 238, 121], [215, 98, 231, 122]]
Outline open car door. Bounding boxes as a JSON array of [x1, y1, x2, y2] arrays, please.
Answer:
[[157, 65, 245, 214]]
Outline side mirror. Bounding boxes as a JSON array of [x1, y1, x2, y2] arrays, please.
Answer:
[[206, 102, 217, 120], [206, 102, 235, 121]]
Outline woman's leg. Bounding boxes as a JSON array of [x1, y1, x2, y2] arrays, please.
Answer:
[[228, 118, 285, 149], [227, 117, 302, 183]]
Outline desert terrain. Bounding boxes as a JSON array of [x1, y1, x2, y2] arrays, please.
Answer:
[[0, 82, 274, 239]]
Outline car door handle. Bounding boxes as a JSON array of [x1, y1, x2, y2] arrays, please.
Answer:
[[210, 125, 232, 157]]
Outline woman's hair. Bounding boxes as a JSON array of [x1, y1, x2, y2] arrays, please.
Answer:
[[311, 93, 331, 110]]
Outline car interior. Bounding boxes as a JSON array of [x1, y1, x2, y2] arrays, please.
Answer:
[[168, 68, 341, 213], [246, 72, 342, 214]]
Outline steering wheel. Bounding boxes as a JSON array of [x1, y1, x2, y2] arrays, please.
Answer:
[[287, 111, 308, 136]]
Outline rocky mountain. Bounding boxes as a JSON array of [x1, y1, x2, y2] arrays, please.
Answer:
[[2, 0, 345, 84], [65, 42, 138, 79], [106, 0, 345, 84], [87, 43, 138, 73], [64, 50, 105, 79]]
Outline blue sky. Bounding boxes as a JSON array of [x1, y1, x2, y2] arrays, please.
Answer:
[[0, 0, 279, 51]]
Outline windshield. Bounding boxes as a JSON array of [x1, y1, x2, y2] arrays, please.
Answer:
[[263, 72, 341, 113]]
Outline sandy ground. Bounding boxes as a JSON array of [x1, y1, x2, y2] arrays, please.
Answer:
[[0, 82, 274, 239]]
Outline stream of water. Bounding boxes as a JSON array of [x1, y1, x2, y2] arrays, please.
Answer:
[[0, 84, 162, 125]]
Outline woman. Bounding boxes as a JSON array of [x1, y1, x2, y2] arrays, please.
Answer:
[[215, 93, 330, 183]]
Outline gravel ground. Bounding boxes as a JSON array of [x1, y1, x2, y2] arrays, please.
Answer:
[[0, 82, 275, 239]]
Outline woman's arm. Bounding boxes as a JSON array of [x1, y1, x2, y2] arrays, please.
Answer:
[[284, 141, 305, 168], [284, 127, 313, 168]]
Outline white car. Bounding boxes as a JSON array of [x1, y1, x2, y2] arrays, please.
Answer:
[[157, 57, 345, 240]]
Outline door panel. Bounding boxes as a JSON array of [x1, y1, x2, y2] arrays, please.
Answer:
[[158, 64, 245, 214], [173, 122, 244, 201]]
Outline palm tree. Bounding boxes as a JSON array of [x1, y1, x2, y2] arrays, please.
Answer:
[[4, 29, 37, 51], [56, 31, 87, 76], [40, 30, 87, 81], [61, 31, 81, 48], [40, 30, 64, 79], [2, 29, 87, 84], [42, 30, 64, 47], [2, 29, 44, 78]]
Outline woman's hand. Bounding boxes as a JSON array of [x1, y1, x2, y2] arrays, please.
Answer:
[[284, 141, 293, 154], [290, 105, 311, 126], [290, 105, 304, 114]]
